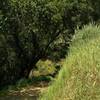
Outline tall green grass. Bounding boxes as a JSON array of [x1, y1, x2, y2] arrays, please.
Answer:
[[39, 24, 100, 100]]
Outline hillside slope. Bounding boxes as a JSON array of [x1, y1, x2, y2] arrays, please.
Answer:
[[40, 24, 100, 100]]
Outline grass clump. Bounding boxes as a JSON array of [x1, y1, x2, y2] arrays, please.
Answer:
[[39, 24, 100, 100]]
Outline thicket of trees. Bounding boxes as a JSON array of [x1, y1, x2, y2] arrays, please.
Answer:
[[0, 0, 100, 86]]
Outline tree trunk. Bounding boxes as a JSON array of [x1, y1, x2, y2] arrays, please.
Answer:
[[20, 57, 40, 78]]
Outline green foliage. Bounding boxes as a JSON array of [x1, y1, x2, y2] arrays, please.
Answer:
[[40, 24, 100, 100], [29, 59, 64, 79], [30, 76, 52, 83], [36, 60, 56, 75], [29, 59, 60, 79], [0, 0, 100, 86], [88, 0, 100, 21]]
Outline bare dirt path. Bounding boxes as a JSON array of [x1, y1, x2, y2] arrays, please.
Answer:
[[0, 82, 48, 100]]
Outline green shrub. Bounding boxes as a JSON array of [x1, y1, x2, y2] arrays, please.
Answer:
[[29, 60, 56, 78], [37, 60, 56, 75]]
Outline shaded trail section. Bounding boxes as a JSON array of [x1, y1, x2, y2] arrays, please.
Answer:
[[0, 82, 48, 100]]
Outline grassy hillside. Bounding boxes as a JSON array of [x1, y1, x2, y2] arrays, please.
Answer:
[[40, 24, 100, 100]]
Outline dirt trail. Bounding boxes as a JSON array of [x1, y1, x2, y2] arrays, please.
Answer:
[[0, 82, 48, 100]]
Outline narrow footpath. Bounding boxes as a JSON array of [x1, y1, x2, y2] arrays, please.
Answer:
[[0, 82, 48, 100]]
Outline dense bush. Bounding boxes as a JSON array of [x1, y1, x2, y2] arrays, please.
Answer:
[[0, 0, 99, 86], [29, 59, 56, 78]]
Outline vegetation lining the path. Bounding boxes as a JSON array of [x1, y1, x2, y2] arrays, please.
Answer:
[[40, 24, 100, 100], [0, 0, 100, 86]]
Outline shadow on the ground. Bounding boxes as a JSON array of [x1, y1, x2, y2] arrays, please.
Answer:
[[0, 95, 38, 100], [0, 82, 48, 100]]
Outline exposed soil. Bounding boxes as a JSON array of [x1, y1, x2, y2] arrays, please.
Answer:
[[0, 82, 48, 100]]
